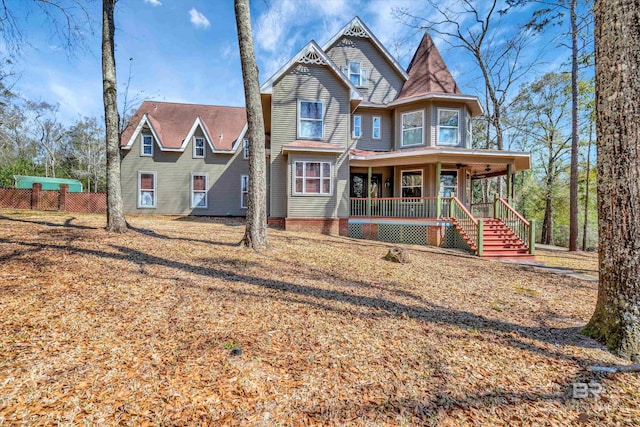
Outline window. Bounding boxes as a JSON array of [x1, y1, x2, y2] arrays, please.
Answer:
[[298, 100, 323, 139], [437, 109, 460, 145], [440, 171, 457, 197], [243, 139, 249, 159], [191, 173, 208, 208], [353, 115, 362, 138], [138, 172, 156, 208], [343, 62, 367, 87], [241, 175, 249, 208], [141, 134, 153, 156], [193, 137, 205, 158], [401, 170, 422, 197], [372, 116, 381, 139], [401, 110, 423, 146], [293, 161, 332, 195]]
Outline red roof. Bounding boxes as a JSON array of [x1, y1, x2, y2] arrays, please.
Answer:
[[349, 148, 378, 157], [121, 101, 246, 151], [396, 32, 461, 101], [282, 140, 343, 151]]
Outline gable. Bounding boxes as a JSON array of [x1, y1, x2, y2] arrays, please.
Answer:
[[325, 35, 405, 104], [322, 17, 408, 82], [260, 40, 363, 102]]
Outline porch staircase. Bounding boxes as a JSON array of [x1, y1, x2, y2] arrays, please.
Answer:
[[450, 217, 534, 260], [479, 219, 533, 259]]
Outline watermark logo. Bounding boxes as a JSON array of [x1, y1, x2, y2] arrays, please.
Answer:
[[572, 382, 602, 399]]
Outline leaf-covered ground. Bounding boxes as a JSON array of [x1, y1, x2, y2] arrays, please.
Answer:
[[0, 210, 637, 426]]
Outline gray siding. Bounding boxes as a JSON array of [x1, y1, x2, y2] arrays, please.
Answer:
[[270, 63, 350, 219], [326, 36, 405, 104], [121, 126, 248, 215], [350, 109, 392, 151]]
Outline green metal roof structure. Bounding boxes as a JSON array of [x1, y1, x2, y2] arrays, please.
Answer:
[[14, 175, 83, 192]]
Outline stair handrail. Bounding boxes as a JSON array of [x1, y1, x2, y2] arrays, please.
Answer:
[[494, 197, 535, 255], [447, 197, 482, 255]]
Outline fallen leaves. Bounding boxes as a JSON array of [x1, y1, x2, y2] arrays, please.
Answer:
[[0, 209, 637, 425]]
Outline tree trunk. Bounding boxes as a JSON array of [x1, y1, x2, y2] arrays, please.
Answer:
[[582, 122, 593, 251], [568, 0, 580, 251], [234, 0, 267, 250], [584, 0, 640, 361], [542, 151, 555, 245], [102, 0, 127, 233]]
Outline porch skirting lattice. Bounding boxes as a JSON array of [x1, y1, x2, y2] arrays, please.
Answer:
[[348, 222, 472, 252]]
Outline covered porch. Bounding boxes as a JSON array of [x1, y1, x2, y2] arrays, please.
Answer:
[[347, 147, 535, 258]]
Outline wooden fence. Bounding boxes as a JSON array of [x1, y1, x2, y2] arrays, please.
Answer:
[[0, 184, 106, 213]]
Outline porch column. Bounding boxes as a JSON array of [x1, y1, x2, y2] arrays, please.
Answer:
[[506, 164, 513, 205], [435, 161, 442, 218], [367, 166, 372, 217]]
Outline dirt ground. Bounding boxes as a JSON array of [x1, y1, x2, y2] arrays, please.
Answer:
[[0, 210, 637, 426]]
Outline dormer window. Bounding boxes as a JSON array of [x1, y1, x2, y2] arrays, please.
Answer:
[[193, 137, 205, 158], [141, 134, 153, 156], [343, 62, 367, 88]]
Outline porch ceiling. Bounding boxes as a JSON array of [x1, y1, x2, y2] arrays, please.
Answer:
[[349, 147, 531, 173]]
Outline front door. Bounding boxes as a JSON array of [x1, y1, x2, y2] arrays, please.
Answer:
[[350, 173, 382, 198]]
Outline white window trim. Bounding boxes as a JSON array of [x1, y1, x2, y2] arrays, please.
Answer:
[[401, 110, 424, 147], [141, 134, 153, 157], [401, 169, 423, 198], [193, 137, 206, 158], [437, 108, 460, 146], [353, 115, 362, 139], [190, 172, 208, 209], [241, 175, 249, 208], [292, 161, 333, 196], [243, 139, 249, 159], [137, 171, 157, 209], [372, 116, 381, 140], [343, 61, 367, 88], [297, 99, 324, 140]]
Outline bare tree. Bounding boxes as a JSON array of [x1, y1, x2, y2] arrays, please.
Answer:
[[584, 0, 640, 361], [24, 101, 68, 178], [510, 72, 572, 245], [234, 0, 267, 250], [68, 117, 106, 192], [396, 0, 540, 197], [0, 0, 92, 55], [102, 0, 126, 232], [509, 0, 595, 250]]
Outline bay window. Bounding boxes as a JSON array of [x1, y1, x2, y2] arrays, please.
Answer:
[[293, 161, 332, 195], [401, 110, 423, 146]]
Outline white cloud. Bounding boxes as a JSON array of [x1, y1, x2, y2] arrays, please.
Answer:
[[144, 0, 162, 6], [189, 8, 210, 29]]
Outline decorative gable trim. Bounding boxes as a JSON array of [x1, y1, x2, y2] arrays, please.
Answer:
[[344, 20, 369, 38], [121, 113, 164, 150], [298, 46, 327, 66], [322, 16, 409, 81], [260, 40, 363, 102]]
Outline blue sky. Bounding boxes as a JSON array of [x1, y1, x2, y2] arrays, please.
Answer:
[[7, 0, 574, 126]]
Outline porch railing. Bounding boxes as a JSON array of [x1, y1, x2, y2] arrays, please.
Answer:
[[470, 202, 493, 218], [449, 197, 482, 254], [350, 197, 441, 218], [494, 197, 535, 254]]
